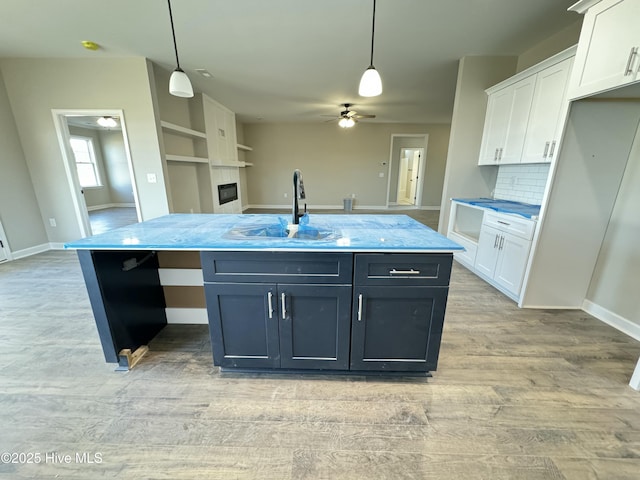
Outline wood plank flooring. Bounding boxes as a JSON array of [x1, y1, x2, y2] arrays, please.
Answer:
[[1, 249, 639, 479]]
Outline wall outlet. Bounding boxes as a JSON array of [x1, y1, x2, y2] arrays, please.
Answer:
[[351, 193, 356, 198], [379, 172, 385, 178], [49, 218, 56, 227], [284, 192, 288, 198], [147, 173, 157, 184]]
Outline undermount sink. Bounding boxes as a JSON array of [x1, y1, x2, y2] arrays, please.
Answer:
[[224, 224, 341, 241]]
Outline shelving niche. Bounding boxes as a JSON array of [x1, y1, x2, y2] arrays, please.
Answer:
[[158, 92, 250, 214]]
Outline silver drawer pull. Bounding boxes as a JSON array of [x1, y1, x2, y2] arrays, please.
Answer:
[[357, 294, 363, 321], [267, 291, 274, 319], [389, 268, 421, 275], [281, 293, 286, 319], [497, 220, 510, 225]]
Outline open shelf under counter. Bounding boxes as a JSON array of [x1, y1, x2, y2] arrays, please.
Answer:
[[166, 154, 209, 164], [161, 121, 207, 139]]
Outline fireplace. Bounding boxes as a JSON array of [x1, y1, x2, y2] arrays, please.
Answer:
[[217, 183, 238, 205]]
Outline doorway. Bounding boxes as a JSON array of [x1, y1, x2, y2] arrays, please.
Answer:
[[387, 134, 428, 208], [52, 109, 141, 237]]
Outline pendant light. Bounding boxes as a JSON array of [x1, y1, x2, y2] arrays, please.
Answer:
[[358, 0, 382, 97], [167, 0, 194, 98]]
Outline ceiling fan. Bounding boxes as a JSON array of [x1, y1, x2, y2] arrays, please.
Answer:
[[323, 103, 376, 128]]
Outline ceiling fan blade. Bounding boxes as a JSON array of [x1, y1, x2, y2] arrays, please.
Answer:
[[354, 114, 376, 119]]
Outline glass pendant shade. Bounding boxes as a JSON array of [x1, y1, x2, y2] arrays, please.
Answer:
[[359, 66, 382, 97], [169, 68, 194, 98]]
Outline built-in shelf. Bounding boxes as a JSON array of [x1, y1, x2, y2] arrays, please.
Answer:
[[166, 154, 209, 164], [243, 162, 253, 167], [237, 143, 253, 151], [211, 161, 253, 168], [161, 121, 207, 139]]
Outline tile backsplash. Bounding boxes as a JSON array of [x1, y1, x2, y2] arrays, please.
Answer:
[[493, 164, 550, 205]]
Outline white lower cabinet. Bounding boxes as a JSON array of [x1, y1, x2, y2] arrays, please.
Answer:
[[474, 213, 534, 300]]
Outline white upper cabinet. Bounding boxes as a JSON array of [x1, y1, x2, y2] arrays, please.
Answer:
[[478, 77, 535, 165], [478, 47, 576, 165], [569, 0, 640, 99], [521, 57, 574, 163]]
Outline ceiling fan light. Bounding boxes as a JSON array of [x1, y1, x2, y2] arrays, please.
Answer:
[[359, 66, 382, 97], [169, 68, 194, 98], [338, 117, 355, 128], [97, 116, 117, 128]]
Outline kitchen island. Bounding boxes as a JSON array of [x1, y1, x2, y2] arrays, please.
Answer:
[[66, 214, 463, 374]]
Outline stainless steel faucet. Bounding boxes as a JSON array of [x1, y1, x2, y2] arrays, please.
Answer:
[[292, 169, 306, 224]]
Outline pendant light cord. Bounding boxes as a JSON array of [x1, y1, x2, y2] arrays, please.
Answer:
[[369, 0, 376, 67], [167, 0, 182, 69]]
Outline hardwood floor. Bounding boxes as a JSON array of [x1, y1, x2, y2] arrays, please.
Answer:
[[88, 207, 138, 235], [1, 249, 639, 479]]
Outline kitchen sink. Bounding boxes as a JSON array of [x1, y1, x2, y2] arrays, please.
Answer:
[[224, 224, 341, 241]]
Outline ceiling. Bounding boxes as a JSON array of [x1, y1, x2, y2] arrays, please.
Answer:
[[0, 0, 580, 124]]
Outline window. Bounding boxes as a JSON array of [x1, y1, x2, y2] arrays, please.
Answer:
[[70, 136, 102, 187]]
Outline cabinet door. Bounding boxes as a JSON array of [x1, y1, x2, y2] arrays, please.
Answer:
[[521, 58, 573, 164], [570, 0, 640, 99], [493, 233, 532, 298], [474, 224, 501, 278], [350, 286, 448, 372], [278, 284, 351, 370], [478, 88, 512, 165], [500, 77, 536, 164], [204, 283, 280, 368]]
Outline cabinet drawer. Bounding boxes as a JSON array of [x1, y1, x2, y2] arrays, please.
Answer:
[[354, 253, 452, 286], [201, 252, 353, 284], [483, 212, 535, 240]]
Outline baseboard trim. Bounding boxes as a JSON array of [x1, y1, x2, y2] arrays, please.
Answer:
[[165, 307, 208, 324], [11, 243, 51, 260], [244, 204, 424, 211], [87, 203, 136, 211], [582, 299, 640, 342]]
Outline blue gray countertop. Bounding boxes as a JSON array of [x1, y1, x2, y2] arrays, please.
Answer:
[[452, 198, 540, 219], [64, 214, 464, 253]]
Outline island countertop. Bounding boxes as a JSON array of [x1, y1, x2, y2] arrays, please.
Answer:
[[64, 213, 464, 253]]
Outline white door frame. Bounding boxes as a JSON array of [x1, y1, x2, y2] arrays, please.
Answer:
[[0, 217, 12, 262], [386, 134, 428, 208], [52, 109, 142, 237]]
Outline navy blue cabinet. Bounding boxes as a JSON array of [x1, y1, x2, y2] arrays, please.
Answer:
[[201, 251, 452, 374], [350, 254, 453, 373], [202, 252, 353, 370]]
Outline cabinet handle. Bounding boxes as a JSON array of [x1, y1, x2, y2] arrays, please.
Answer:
[[499, 235, 505, 250], [389, 268, 421, 275], [497, 220, 510, 226], [543, 141, 550, 158], [494, 234, 499, 248], [494, 148, 499, 161], [281, 293, 286, 319], [549, 140, 556, 158], [624, 47, 638, 76], [267, 291, 274, 319], [498, 148, 503, 161], [357, 294, 363, 321]]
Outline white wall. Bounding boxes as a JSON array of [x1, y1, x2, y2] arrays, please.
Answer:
[[0, 57, 169, 244], [586, 116, 640, 329], [99, 130, 135, 205], [517, 19, 582, 73], [438, 56, 518, 234], [243, 122, 449, 209], [0, 69, 47, 252]]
